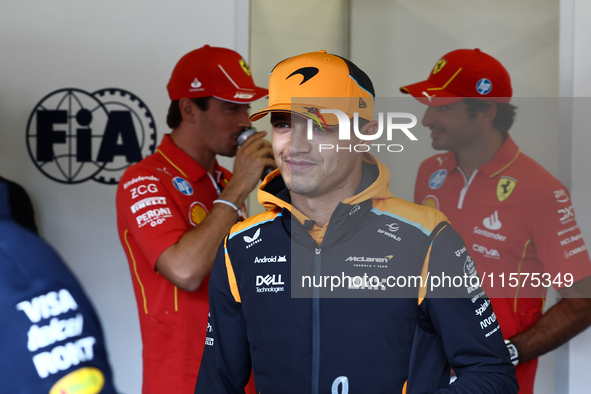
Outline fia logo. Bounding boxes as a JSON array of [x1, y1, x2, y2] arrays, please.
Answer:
[[26, 88, 156, 184]]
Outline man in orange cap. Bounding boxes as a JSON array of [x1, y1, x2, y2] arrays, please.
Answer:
[[116, 45, 273, 393], [196, 50, 518, 393], [402, 48, 591, 393]]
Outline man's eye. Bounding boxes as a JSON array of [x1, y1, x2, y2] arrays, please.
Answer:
[[273, 122, 290, 129], [226, 104, 241, 112]]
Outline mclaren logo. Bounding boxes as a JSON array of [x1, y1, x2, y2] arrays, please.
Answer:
[[346, 255, 393, 263], [287, 67, 319, 85]]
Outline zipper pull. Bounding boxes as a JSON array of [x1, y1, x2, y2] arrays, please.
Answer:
[[315, 248, 321, 255]]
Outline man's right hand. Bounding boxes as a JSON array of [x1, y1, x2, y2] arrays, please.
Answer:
[[155, 131, 275, 291], [223, 130, 276, 205]]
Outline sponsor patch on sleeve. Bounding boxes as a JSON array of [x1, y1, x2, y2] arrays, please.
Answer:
[[49, 367, 104, 394]]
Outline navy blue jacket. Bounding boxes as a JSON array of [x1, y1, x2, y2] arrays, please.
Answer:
[[0, 181, 117, 393], [196, 157, 518, 393]]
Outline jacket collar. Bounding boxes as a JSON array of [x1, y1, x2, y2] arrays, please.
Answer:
[[258, 153, 393, 215]]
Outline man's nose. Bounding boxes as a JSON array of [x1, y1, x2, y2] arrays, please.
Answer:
[[239, 108, 252, 128], [291, 120, 312, 152], [422, 106, 437, 127]]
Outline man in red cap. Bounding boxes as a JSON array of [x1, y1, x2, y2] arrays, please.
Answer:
[[402, 48, 591, 393], [116, 45, 274, 393]]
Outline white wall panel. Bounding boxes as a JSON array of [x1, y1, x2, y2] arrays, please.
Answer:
[[350, 2, 562, 393], [0, 1, 249, 392]]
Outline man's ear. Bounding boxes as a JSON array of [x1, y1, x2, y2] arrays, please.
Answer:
[[479, 101, 498, 124], [179, 97, 199, 124], [356, 120, 380, 144]]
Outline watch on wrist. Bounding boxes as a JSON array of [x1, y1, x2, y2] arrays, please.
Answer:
[[505, 339, 519, 366]]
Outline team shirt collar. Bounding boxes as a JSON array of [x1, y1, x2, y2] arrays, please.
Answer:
[[436, 134, 520, 178], [477, 135, 521, 178], [157, 134, 225, 183]]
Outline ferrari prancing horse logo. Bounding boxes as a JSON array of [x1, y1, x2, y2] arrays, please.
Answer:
[[432, 59, 447, 75], [497, 177, 517, 202]]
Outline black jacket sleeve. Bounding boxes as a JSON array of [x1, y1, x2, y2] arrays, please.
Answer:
[[409, 223, 519, 394], [195, 238, 252, 394]]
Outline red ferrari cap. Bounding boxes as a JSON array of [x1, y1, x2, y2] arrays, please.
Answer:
[[167, 45, 268, 103], [400, 48, 512, 106]]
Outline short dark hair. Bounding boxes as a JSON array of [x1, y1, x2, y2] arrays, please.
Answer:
[[166, 97, 212, 129], [463, 98, 517, 139]]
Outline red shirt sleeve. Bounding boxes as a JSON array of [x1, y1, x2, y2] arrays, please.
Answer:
[[116, 167, 189, 269], [529, 180, 591, 289]]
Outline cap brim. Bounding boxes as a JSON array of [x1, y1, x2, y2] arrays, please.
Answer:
[[400, 80, 464, 106], [215, 86, 269, 104], [251, 100, 373, 126], [250, 103, 340, 126]]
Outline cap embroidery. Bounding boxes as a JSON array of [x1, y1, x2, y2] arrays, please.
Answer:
[[239, 59, 251, 76], [190, 78, 202, 89], [287, 67, 319, 85], [432, 59, 447, 75], [304, 107, 327, 131], [476, 78, 492, 95]]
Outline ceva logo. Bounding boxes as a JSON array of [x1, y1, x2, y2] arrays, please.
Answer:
[[473, 244, 500, 259]]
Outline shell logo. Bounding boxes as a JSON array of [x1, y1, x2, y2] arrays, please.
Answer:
[[190, 201, 209, 226], [422, 195, 439, 210]]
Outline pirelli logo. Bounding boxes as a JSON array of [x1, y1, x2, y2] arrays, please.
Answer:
[[131, 197, 167, 213]]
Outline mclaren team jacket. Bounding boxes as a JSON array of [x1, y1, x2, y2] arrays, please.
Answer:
[[196, 156, 518, 394]]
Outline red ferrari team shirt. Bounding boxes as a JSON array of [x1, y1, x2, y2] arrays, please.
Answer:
[[116, 134, 232, 394], [415, 135, 591, 394]]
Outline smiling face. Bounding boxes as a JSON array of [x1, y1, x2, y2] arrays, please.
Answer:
[[270, 112, 364, 199], [421, 100, 482, 153]]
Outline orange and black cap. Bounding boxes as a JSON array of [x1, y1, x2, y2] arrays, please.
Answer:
[[250, 50, 375, 125]]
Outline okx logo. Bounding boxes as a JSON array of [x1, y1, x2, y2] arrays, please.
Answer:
[[26, 88, 157, 184], [306, 108, 418, 153]]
